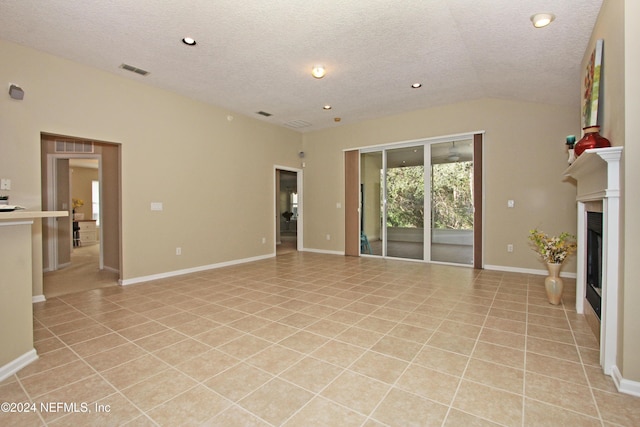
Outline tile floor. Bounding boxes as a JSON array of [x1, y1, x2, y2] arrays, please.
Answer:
[[2, 252, 640, 426]]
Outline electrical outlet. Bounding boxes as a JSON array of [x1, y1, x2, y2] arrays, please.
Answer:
[[1, 178, 11, 190], [176, 247, 182, 255], [507, 244, 514, 253], [261, 237, 266, 244], [326, 234, 331, 240]]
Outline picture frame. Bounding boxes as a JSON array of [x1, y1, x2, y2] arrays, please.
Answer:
[[583, 39, 603, 128]]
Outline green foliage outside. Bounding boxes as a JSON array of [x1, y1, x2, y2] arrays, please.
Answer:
[[386, 166, 424, 228], [385, 162, 473, 230], [431, 162, 473, 230]]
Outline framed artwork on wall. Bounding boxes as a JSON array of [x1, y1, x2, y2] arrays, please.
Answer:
[[583, 39, 604, 128]]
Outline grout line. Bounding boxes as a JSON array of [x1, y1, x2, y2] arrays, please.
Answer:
[[14, 255, 629, 426]]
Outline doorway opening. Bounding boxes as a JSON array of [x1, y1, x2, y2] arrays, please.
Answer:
[[41, 133, 122, 297], [275, 167, 302, 255]]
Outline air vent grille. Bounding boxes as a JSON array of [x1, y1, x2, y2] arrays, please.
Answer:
[[55, 141, 94, 153], [120, 63, 150, 76], [284, 120, 312, 129]]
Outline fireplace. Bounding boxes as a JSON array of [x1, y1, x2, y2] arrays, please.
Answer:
[[564, 146, 622, 376], [586, 211, 603, 319]]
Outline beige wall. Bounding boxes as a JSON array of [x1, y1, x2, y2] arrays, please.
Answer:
[[0, 40, 302, 286], [0, 223, 34, 367], [622, 0, 640, 383], [2, 1, 637, 385], [582, 0, 640, 384], [303, 98, 580, 271]]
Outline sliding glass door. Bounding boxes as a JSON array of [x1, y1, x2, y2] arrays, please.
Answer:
[[385, 146, 424, 260], [429, 140, 474, 265], [359, 137, 475, 266]]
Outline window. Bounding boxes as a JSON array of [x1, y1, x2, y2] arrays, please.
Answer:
[[92, 180, 100, 225], [291, 192, 298, 219]]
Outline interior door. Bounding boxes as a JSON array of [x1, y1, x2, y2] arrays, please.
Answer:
[[55, 158, 72, 268]]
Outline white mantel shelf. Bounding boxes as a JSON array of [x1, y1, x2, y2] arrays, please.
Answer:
[[564, 146, 623, 199], [563, 146, 622, 377]]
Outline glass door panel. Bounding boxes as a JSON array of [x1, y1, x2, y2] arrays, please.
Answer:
[[385, 146, 424, 260], [360, 151, 383, 255], [429, 140, 474, 265]]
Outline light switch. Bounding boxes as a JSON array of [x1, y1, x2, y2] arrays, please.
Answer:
[[507, 200, 515, 208], [150, 202, 163, 211], [336, 202, 342, 209]]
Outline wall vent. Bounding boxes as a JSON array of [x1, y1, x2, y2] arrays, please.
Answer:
[[256, 111, 273, 117], [284, 120, 312, 129], [120, 63, 150, 76], [55, 141, 94, 153]]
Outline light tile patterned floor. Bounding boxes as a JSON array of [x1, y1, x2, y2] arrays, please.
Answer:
[[2, 252, 640, 426]]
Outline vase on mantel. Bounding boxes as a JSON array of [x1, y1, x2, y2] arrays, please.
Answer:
[[574, 125, 611, 157], [545, 263, 564, 305]]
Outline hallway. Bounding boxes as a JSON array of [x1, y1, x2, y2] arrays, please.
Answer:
[[43, 244, 119, 298]]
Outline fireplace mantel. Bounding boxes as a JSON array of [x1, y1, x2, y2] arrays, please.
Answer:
[[564, 146, 622, 375]]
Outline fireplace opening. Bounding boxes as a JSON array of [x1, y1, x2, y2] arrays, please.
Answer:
[[586, 211, 603, 319]]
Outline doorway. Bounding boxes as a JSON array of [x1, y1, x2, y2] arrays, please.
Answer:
[[352, 133, 482, 266], [41, 134, 122, 297], [275, 167, 302, 255]]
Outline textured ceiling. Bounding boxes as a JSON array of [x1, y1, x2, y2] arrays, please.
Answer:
[[0, 0, 603, 132]]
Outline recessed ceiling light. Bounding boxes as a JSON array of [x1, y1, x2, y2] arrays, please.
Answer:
[[323, 105, 332, 110], [411, 83, 422, 88], [530, 13, 555, 28], [182, 37, 197, 46], [311, 65, 326, 79]]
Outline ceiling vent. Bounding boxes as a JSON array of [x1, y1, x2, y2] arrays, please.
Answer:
[[256, 111, 273, 117], [119, 63, 150, 76], [284, 120, 312, 129]]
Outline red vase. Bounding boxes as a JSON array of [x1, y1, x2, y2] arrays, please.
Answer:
[[574, 125, 611, 156]]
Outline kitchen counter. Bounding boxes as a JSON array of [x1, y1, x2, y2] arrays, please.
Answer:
[[0, 210, 67, 380]]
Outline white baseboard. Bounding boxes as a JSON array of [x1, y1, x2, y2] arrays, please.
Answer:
[[0, 349, 38, 382], [119, 253, 275, 286], [484, 264, 577, 279], [32, 295, 46, 303], [301, 248, 345, 256], [102, 265, 119, 274], [612, 365, 640, 397]]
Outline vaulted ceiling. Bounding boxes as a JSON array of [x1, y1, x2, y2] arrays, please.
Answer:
[[0, 1, 603, 132]]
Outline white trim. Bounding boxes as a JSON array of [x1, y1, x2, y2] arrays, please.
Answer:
[[119, 253, 274, 286], [302, 248, 345, 256], [347, 130, 486, 153], [0, 349, 38, 382], [0, 220, 34, 227], [102, 265, 119, 274], [612, 365, 640, 397], [564, 146, 622, 375], [46, 153, 103, 272], [484, 264, 577, 278], [32, 295, 46, 303]]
